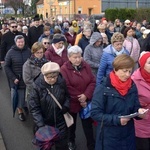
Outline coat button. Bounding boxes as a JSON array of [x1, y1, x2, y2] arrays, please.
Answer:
[[112, 94, 114, 96]]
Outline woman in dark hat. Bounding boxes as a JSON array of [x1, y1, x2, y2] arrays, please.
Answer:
[[29, 62, 70, 150], [45, 33, 68, 66]]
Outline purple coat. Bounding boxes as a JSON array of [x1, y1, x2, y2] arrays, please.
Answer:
[[132, 69, 150, 138], [61, 60, 96, 113]]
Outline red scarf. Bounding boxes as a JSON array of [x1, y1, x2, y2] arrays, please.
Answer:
[[110, 71, 132, 96], [140, 68, 150, 84]]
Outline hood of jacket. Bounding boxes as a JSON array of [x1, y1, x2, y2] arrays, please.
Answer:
[[90, 32, 103, 45]]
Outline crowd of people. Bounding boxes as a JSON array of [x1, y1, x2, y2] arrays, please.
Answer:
[[0, 14, 150, 150]]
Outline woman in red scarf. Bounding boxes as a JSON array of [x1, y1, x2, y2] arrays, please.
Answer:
[[91, 54, 148, 150], [132, 51, 150, 150]]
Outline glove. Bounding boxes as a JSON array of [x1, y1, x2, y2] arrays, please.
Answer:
[[61, 106, 69, 114]]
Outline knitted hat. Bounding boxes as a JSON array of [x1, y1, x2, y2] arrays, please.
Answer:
[[139, 51, 150, 68], [41, 62, 60, 75], [52, 33, 66, 44]]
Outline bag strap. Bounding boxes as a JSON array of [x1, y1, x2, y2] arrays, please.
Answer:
[[46, 88, 62, 110]]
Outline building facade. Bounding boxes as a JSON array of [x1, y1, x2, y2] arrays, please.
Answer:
[[102, 0, 150, 11], [37, 0, 102, 20]]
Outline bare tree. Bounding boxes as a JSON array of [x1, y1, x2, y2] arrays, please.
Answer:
[[6, 0, 25, 15]]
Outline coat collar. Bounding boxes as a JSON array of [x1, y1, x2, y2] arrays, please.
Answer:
[[64, 60, 86, 70]]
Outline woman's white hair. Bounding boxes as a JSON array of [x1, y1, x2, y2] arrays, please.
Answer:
[[67, 45, 82, 56]]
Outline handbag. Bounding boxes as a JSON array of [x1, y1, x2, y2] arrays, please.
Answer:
[[47, 89, 74, 127], [79, 101, 91, 119]]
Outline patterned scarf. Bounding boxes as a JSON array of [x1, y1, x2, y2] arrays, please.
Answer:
[[30, 55, 47, 68]]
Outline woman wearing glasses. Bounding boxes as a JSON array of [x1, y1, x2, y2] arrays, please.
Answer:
[[23, 42, 47, 104], [41, 37, 50, 51], [29, 62, 70, 150], [96, 32, 129, 85], [45, 33, 68, 66]]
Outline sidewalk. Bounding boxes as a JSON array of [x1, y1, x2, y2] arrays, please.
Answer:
[[0, 132, 6, 150]]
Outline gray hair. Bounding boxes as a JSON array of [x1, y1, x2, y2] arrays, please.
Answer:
[[14, 35, 24, 43], [67, 45, 82, 57]]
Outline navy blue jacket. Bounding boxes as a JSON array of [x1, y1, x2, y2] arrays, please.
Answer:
[[91, 76, 141, 150], [4, 45, 31, 89]]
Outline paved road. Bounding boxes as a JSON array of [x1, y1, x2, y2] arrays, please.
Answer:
[[0, 65, 95, 150]]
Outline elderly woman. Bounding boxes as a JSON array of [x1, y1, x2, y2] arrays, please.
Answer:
[[23, 42, 47, 102], [132, 52, 150, 150], [61, 45, 96, 150], [4, 35, 31, 121], [123, 27, 140, 70], [29, 62, 70, 150], [96, 32, 129, 85], [78, 27, 92, 55], [91, 54, 148, 150], [83, 32, 103, 76], [45, 33, 68, 66]]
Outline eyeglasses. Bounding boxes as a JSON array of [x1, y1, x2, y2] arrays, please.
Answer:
[[126, 23, 130, 25], [35, 51, 44, 54], [44, 42, 50, 45], [11, 26, 17, 28], [45, 75, 58, 80]]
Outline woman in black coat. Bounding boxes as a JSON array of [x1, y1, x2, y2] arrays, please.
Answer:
[[4, 35, 31, 121], [29, 62, 70, 150]]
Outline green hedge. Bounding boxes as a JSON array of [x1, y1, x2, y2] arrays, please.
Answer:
[[105, 8, 150, 22]]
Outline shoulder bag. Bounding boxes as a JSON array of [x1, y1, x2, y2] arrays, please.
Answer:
[[47, 88, 74, 127]]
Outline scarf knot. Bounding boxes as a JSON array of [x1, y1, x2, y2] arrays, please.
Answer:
[[110, 71, 132, 96]]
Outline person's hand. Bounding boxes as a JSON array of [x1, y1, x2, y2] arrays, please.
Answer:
[[120, 118, 130, 126], [14, 79, 19, 84], [0, 61, 4, 64], [78, 94, 87, 103], [138, 108, 149, 118], [80, 101, 87, 108]]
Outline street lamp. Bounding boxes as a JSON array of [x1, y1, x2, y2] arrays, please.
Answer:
[[136, 0, 138, 8]]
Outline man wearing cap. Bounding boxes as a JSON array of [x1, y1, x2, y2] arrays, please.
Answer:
[[27, 14, 43, 48], [121, 19, 131, 34], [29, 62, 70, 150]]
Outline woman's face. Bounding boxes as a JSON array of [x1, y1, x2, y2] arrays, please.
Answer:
[[68, 52, 82, 66], [127, 29, 133, 37], [83, 30, 91, 38], [114, 68, 132, 82], [44, 30, 50, 36], [42, 40, 50, 49], [34, 48, 44, 59], [44, 73, 58, 85], [99, 28, 105, 33], [94, 39, 103, 47], [144, 57, 150, 73], [54, 41, 64, 49], [112, 41, 123, 51]]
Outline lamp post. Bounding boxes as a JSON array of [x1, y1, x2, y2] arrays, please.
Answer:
[[136, 0, 138, 8]]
